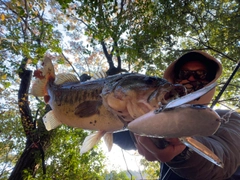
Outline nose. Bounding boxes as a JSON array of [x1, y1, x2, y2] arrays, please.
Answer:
[[188, 75, 195, 81]]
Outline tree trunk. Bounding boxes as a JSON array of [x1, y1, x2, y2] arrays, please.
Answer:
[[9, 68, 53, 179]]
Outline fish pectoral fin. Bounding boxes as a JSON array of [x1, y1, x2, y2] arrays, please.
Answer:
[[103, 133, 113, 152], [80, 131, 105, 155], [179, 137, 224, 168], [43, 111, 62, 131], [75, 101, 102, 117]]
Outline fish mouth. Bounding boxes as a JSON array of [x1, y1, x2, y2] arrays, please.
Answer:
[[164, 84, 187, 103]]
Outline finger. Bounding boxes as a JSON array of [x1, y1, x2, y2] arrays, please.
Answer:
[[137, 136, 163, 154], [155, 144, 186, 162], [135, 141, 158, 161], [137, 136, 186, 162], [136, 136, 171, 161], [135, 135, 158, 161], [165, 138, 182, 145]]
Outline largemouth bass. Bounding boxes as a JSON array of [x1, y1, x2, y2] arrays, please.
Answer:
[[31, 56, 185, 131], [31, 56, 185, 148], [31, 56, 222, 167]]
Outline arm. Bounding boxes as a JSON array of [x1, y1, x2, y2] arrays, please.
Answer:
[[135, 136, 186, 162], [166, 109, 240, 179]]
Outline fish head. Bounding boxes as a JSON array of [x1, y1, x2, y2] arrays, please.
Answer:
[[102, 74, 187, 123]]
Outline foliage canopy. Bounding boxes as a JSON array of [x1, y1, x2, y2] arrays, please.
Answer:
[[0, 0, 239, 179]]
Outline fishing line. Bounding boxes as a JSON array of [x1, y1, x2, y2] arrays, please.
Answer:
[[134, 152, 144, 179], [217, 97, 240, 110], [121, 148, 133, 180], [123, 149, 144, 179], [61, 52, 81, 80]]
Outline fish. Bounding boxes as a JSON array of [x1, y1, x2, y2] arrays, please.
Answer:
[[31, 56, 186, 151], [31, 55, 223, 167]]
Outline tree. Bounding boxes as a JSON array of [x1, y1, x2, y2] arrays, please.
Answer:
[[0, 0, 239, 179], [0, 0, 108, 179], [103, 170, 135, 180], [140, 159, 160, 179]]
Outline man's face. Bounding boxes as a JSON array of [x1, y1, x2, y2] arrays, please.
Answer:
[[175, 61, 210, 93]]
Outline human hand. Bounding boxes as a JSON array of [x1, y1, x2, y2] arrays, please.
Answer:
[[134, 135, 186, 162]]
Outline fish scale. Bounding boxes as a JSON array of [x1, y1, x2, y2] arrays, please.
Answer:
[[51, 85, 102, 105]]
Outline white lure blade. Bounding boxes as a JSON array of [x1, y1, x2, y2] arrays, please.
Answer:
[[179, 137, 224, 168]]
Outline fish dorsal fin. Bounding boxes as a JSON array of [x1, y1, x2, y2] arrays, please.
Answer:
[[91, 70, 107, 80], [55, 73, 79, 85], [80, 131, 106, 155], [103, 133, 113, 152], [43, 110, 62, 131]]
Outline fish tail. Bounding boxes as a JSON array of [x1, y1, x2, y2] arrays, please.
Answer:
[[31, 56, 55, 97]]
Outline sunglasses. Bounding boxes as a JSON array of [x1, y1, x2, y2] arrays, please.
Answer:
[[178, 70, 207, 80]]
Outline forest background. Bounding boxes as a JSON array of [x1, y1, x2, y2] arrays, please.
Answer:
[[0, 0, 239, 179]]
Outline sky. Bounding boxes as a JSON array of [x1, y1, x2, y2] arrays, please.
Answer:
[[100, 143, 146, 177]]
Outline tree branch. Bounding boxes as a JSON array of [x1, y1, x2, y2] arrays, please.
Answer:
[[61, 52, 81, 79], [101, 41, 114, 69]]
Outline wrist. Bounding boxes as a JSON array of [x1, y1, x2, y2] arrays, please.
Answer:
[[171, 147, 191, 162]]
